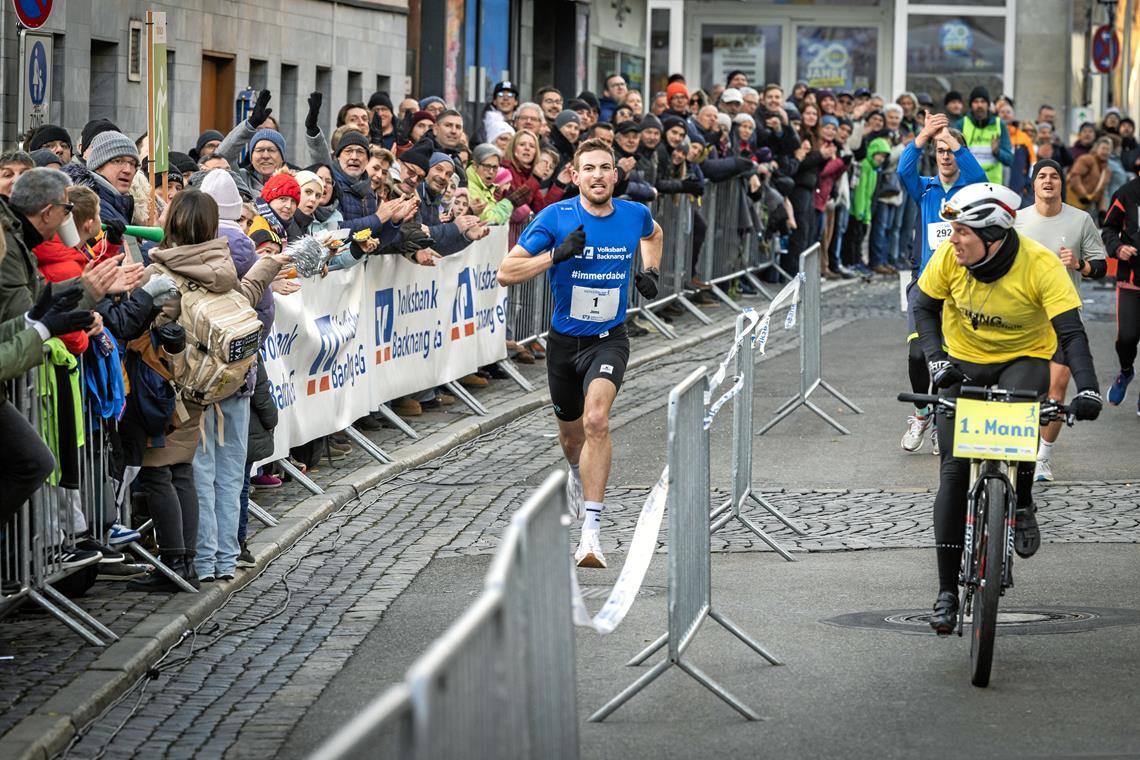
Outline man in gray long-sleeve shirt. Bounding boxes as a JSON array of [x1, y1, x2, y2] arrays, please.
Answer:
[[1014, 158, 1107, 483]]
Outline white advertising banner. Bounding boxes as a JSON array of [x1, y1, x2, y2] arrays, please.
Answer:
[[258, 226, 510, 464]]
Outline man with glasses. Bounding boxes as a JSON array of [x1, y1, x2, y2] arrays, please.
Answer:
[[498, 138, 664, 568], [897, 111, 986, 454], [0, 168, 102, 534], [600, 74, 628, 123], [61, 131, 140, 226]]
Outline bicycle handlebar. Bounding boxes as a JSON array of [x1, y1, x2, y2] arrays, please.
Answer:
[[896, 391, 1073, 425]]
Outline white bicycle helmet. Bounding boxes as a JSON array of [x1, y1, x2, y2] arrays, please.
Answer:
[[939, 182, 1021, 230]]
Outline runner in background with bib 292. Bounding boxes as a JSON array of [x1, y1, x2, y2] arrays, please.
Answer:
[[897, 111, 987, 454]]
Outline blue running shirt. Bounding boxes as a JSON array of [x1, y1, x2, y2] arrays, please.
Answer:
[[517, 197, 655, 336]]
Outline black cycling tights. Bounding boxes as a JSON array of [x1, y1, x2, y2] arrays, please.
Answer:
[[1115, 286, 1140, 372], [932, 356, 1050, 593]]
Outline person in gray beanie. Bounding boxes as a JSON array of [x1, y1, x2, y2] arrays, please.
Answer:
[[62, 130, 139, 225], [29, 149, 63, 168]]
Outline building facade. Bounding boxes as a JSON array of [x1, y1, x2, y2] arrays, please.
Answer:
[[0, 0, 408, 162]]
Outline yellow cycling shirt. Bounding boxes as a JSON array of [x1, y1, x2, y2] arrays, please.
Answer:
[[917, 235, 1081, 365]]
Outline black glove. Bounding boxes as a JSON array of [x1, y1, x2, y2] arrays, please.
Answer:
[[156, 322, 186, 354], [635, 267, 660, 300], [1070, 389, 1102, 421], [369, 111, 385, 144], [928, 359, 965, 389], [41, 309, 95, 337], [551, 225, 586, 265], [103, 219, 126, 245], [398, 222, 435, 254], [29, 283, 83, 321], [681, 178, 704, 196], [249, 90, 273, 128], [395, 109, 414, 145], [304, 92, 322, 136]]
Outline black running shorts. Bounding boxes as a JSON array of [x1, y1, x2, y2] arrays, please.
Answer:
[[545, 324, 630, 421]]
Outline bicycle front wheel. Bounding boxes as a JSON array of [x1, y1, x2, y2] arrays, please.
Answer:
[[970, 475, 1007, 687]]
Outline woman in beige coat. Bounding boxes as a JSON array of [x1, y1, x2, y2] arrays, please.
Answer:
[[129, 190, 286, 591]]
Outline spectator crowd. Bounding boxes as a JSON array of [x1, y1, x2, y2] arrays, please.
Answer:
[[2, 68, 1139, 597]]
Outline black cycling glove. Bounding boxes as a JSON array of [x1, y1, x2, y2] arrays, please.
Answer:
[[1070, 389, 1102, 421], [928, 360, 965, 389]]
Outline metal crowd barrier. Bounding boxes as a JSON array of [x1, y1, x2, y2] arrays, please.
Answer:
[[758, 243, 864, 435], [698, 178, 783, 308], [311, 471, 578, 760], [0, 356, 120, 646], [589, 366, 780, 722], [709, 313, 808, 561]]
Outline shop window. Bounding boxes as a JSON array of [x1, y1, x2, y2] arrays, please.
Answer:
[[700, 25, 782, 94]]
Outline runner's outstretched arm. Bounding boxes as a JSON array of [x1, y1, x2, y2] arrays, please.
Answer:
[[497, 244, 553, 286], [639, 222, 664, 271]]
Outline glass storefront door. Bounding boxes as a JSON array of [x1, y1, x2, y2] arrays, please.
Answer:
[[700, 24, 783, 93], [794, 24, 879, 90]]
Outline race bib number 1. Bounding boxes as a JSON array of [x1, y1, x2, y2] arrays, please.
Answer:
[[928, 221, 953, 251], [571, 286, 621, 322]]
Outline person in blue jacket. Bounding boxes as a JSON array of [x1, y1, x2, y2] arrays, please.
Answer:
[[897, 110, 987, 454]]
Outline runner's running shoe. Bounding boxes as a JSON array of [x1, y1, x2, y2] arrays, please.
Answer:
[[566, 470, 585, 521], [1034, 458, 1054, 482], [901, 413, 931, 452], [574, 532, 607, 568], [1107, 369, 1134, 406]]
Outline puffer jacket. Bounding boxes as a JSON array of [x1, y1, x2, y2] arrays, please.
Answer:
[[246, 361, 278, 464], [137, 238, 280, 467]]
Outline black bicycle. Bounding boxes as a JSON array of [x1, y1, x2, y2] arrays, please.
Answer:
[[898, 386, 1073, 687]]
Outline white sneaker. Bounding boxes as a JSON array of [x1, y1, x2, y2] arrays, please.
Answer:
[[930, 426, 940, 456], [574, 531, 607, 568], [1034, 458, 1054, 482], [901, 414, 932, 452], [566, 470, 585, 521]]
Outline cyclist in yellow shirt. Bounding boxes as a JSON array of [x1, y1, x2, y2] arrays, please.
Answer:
[[911, 182, 1102, 635]]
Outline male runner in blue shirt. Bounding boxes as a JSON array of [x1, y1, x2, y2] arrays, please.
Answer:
[[498, 137, 664, 567]]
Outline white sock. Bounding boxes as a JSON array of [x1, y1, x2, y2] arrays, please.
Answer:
[[1038, 438, 1054, 461], [569, 463, 581, 480], [583, 501, 604, 533]]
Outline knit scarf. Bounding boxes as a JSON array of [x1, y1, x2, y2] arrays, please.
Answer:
[[254, 198, 287, 238]]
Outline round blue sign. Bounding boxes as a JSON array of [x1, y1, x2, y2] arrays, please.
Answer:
[[1091, 25, 1119, 74], [28, 40, 47, 105]]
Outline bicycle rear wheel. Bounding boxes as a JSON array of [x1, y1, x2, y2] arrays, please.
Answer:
[[970, 475, 1007, 687]]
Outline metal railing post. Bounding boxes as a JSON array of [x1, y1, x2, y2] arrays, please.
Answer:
[[758, 244, 864, 435], [709, 315, 806, 559], [590, 366, 779, 722]]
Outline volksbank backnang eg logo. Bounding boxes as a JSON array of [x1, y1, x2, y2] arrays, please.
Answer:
[[373, 287, 394, 364], [307, 310, 360, 396], [451, 268, 476, 341]]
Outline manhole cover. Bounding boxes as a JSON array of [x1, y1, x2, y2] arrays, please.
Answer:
[[580, 585, 662, 600], [823, 607, 1140, 636]]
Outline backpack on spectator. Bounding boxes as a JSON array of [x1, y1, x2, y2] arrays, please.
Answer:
[[150, 263, 263, 405]]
